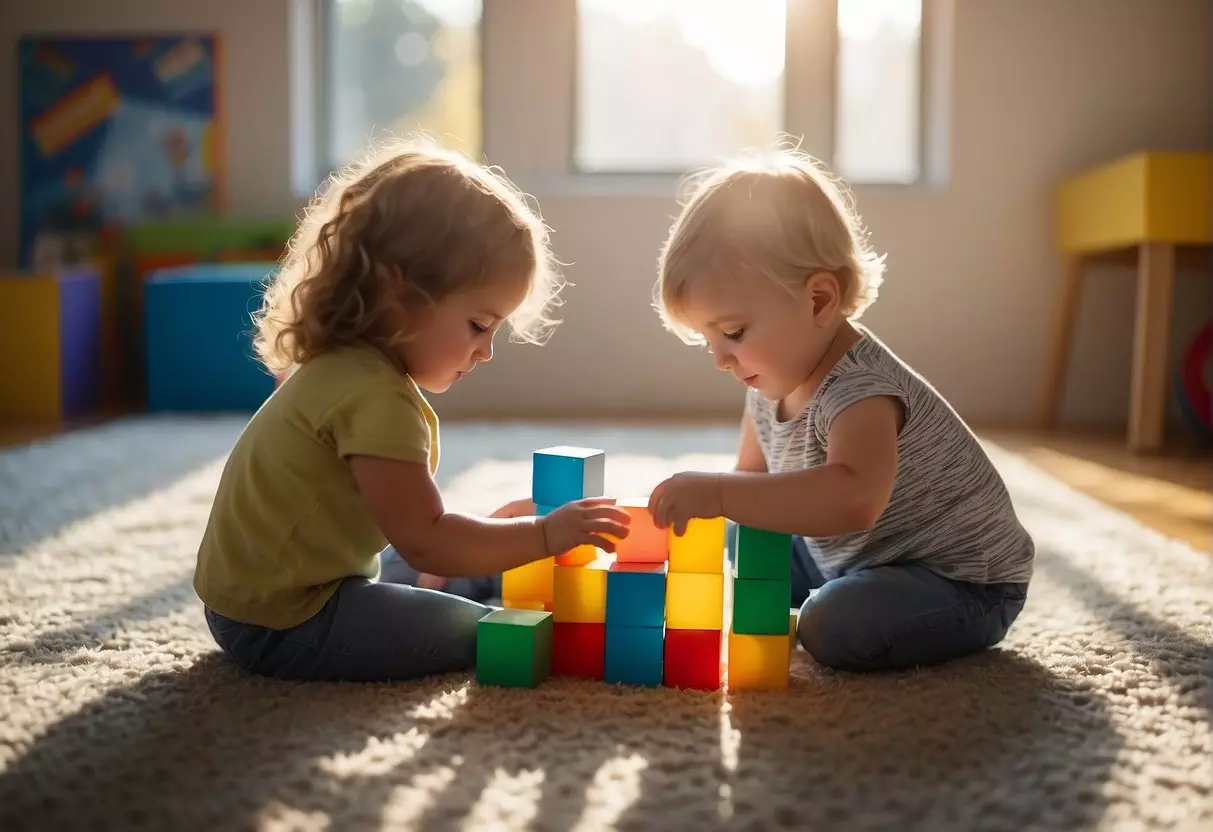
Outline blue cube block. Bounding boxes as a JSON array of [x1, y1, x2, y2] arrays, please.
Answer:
[[145, 263, 277, 412], [606, 562, 667, 628], [532, 446, 605, 507], [536, 504, 556, 516], [604, 625, 664, 687]]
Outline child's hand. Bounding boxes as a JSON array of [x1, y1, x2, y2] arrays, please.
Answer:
[[490, 498, 535, 519], [648, 472, 724, 536], [539, 497, 630, 555]]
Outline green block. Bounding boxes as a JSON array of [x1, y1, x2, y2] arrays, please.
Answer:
[[731, 574, 791, 635], [476, 608, 553, 687], [735, 525, 791, 580]]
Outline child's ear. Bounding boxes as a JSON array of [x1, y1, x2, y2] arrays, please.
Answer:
[[803, 270, 841, 322]]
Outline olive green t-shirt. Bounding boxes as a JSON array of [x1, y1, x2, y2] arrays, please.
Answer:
[[194, 345, 439, 630]]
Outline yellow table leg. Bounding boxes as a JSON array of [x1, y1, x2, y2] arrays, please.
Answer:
[[1038, 254, 1086, 428], [1127, 242, 1175, 453]]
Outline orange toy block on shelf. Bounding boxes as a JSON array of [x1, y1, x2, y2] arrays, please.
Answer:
[[553, 556, 612, 623], [612, 497, 668, 563], [502, 556, 554, 610]]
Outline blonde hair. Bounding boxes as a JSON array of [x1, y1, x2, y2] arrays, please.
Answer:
[[655, 145, 885, 345], [254, 137, 563, 374]]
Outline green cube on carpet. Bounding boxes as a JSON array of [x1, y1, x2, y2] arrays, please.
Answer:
[[731, 574, 792, 635], [735, 525, 792, 581], [476, 608, 554, 687]]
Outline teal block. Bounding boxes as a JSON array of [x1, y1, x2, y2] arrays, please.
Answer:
[[606, 562, 666, 628], [735, 525, 792, 581], [476, 608, 553, 687], [532, 446, 605, 507], [604, 625, 664, 687], [537, 504, 556, 516]]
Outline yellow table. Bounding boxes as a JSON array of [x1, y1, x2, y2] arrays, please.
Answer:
[[1039, 151, 1212, 452]]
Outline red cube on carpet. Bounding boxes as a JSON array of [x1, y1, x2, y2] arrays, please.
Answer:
[[663, 628, 723, 690], [552, 622, 605, 678]]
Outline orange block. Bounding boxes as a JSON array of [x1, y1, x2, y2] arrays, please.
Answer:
[[556, 544, 598, 567], [613, 497, 668, 563]]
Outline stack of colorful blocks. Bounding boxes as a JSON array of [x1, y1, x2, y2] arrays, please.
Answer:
[[476, 446, 798, 692]]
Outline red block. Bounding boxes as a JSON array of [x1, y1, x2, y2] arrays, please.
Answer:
[[663, 628, 723, 691], [552, 622, 605, 679]]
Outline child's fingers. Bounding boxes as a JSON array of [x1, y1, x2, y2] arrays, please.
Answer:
[[584, 505, 632, 524], [651, 497, 671, 529], [575, 496, 618, 508], [590, 534, 618, 553], [646, 482, 666, 516], [584, 518, 629, 538]]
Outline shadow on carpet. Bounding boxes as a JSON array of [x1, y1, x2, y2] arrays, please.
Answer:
[[0, 647, 1120, 831]]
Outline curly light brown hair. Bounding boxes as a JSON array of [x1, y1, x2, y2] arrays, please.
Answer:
[[253, 138, 563, 374]]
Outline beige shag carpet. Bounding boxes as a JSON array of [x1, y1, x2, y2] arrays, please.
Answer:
[[0, 416, 1210, 832]]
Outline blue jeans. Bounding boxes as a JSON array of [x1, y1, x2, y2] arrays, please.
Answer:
[[204, 547, 496, 682], [732, 525, 1029, 672]]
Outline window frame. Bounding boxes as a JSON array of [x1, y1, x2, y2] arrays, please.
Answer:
[[299, 0, 941, 194]]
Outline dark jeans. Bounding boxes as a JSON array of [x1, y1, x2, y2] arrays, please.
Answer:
[[734, 525, 1029, 672], [205, 547, 494, 682]]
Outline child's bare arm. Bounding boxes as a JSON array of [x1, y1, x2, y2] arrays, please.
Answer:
[[650, 396, 900, 538], [736, 410, 768, 472], [349, 456, 629, 577]]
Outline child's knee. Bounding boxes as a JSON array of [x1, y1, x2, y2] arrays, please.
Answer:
[[796, 583, 880, 671]]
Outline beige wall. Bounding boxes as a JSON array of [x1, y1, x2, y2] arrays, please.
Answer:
[[1, 0, 1210, 427]]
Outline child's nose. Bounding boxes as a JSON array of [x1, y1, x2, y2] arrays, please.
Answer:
[[474, 341, 494, 363], [712, 348, 734, 373]]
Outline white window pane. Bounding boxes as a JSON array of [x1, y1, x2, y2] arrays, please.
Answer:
[[576, 0, 786, 173], [835, 0, 921, 183], [328, 0, 481, 166]]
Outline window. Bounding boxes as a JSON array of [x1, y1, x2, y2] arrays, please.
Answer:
[[306, 0, 930, 185], [574, 0, 787, 173], [323, 0, 482, 168], [834, 0, 923, 183]]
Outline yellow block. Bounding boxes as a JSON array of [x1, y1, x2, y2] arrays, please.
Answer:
[[1056, 150, 1212, 253], [728, 623, 791, 692], [553, 556, 611, 623], [668, 516, 726, 574], [666, 571, 725, 630], [0, 277, 62, 420], [503, 599, 549, 611], [502, 556, 554, 609]]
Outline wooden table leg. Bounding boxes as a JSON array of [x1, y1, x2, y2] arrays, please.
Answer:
[[1038, 254, 1085, 427], [1128, 242, 1176, 452]]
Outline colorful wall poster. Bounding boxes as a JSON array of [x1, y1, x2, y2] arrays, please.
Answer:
[[18, 34, 223, 270]]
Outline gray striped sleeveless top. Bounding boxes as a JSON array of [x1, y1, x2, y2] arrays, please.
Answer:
[[747, 327, 1035, 585]]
